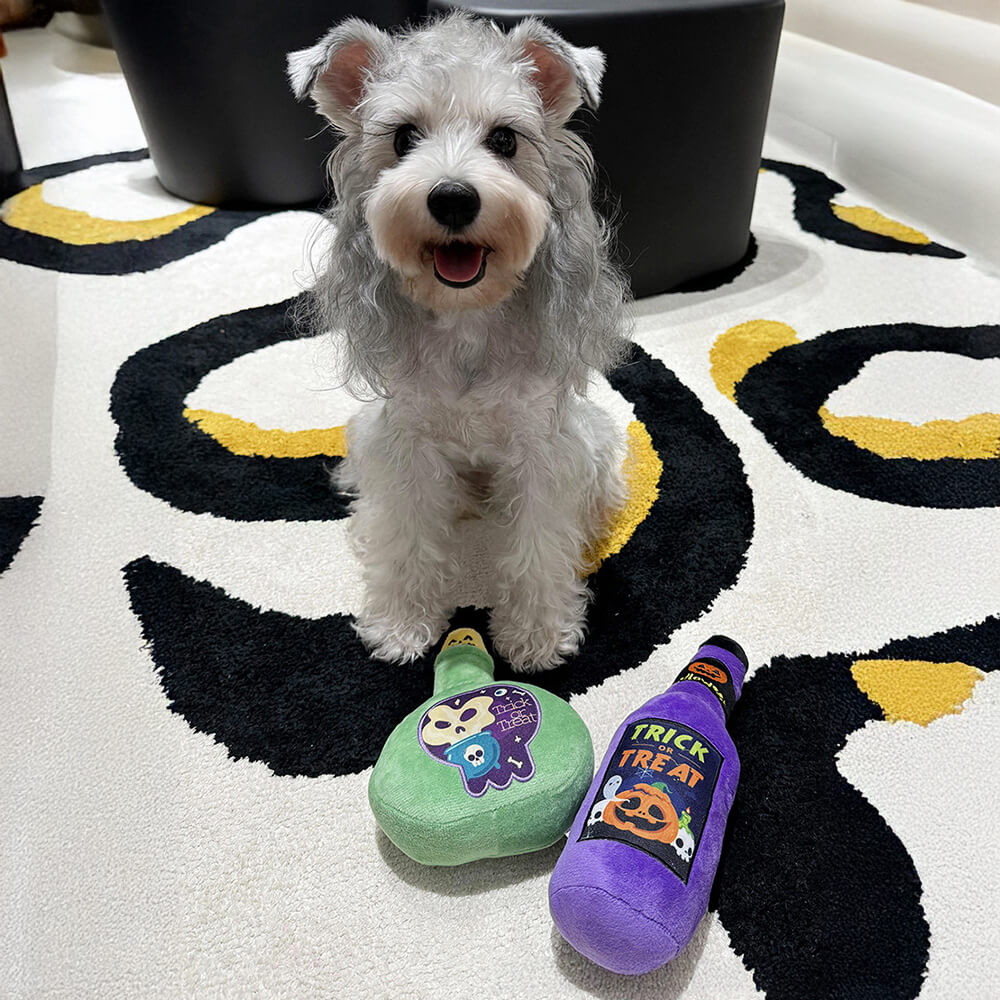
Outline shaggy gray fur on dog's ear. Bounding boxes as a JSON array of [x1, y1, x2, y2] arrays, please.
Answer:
[[286, 18, 392, 129], [508, 18, 605, 118]]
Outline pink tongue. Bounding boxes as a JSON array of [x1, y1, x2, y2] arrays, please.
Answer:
[[434, 243, 485, 283]]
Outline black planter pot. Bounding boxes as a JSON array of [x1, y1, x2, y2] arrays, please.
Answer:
[[101, 1, 424, 207]]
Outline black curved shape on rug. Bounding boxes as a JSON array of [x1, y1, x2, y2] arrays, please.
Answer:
[[714, 615, 999, 1000], [734, 322, 1000, 508], [0, 495, 43, 573], [122, 343, 754, 774], [111, 298, 349, 522], [761, 159, 964, 259], [20, 148, 152, 183], [0, 149, 275, 274], [124, 556, 430, 778]]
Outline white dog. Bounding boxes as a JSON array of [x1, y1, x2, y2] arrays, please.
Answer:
[[289, 13, 630, 671]]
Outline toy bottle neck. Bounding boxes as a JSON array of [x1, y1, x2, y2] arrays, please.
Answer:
[[654, 636, 748, 725], [432, 629, 495, 696]]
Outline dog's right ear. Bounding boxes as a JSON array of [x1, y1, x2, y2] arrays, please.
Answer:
[[287, 19, 390, 130]]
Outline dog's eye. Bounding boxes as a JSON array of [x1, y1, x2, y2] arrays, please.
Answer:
[[393, 124, 420, 158], [485, 126, 517, 159]]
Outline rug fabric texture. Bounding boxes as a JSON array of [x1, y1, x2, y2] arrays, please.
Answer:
[[2, 136, 999, 998]]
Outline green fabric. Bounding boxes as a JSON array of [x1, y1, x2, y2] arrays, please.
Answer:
[[368, 631, 594, 866]]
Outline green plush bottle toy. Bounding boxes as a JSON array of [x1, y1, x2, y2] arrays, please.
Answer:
[[368, 628, 594, 866]]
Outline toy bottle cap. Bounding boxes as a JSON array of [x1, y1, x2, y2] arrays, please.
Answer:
[[702, 634, 748, 669], [441, 628, 488, 653]]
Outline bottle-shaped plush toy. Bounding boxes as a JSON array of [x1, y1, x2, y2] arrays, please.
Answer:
[[368, 628, 594, 866], [548, 635, 748, 974]]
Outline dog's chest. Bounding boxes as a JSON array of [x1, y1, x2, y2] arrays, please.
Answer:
[[406, 381, 561, 455], [403, 315, 563, 447]]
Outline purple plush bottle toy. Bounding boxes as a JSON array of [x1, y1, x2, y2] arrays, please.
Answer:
[[548, 635, 748, 975]]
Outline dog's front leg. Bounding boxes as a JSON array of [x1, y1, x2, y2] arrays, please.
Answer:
[[488, 426, 597, 673], [344, 406, 461, 663]]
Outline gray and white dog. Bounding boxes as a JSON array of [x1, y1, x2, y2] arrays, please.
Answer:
[[288, 12, 630, 672]]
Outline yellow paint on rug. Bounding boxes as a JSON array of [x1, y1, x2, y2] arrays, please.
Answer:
[[184, 408, 348, 458], [831, 204, 931, 245], [851, 658, 985, 726], [2, 184, 214, 245], [583, 420, 662, 574], [710, 320, 801, 401], [820, 408, 1000, 460]]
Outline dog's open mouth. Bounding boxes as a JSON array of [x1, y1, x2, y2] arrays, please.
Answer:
[[432, 243, 489, 288]]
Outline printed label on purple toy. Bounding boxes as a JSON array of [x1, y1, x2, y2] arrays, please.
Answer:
[[418, 685, 541, 797], [577, 717, 723, 882], [674, 656, 737, 720]]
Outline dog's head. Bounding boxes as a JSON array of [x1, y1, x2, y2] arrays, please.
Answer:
[[289, 14, 606, 314]]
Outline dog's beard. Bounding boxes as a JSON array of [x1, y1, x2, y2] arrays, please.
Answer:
[[364, 168, 550, 313]]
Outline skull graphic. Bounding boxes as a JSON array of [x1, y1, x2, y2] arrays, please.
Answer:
[[445, 734, 501, 779], [420, 695, 495, 747], [419, 685, 542, 797], [672, 825, 695, 863]]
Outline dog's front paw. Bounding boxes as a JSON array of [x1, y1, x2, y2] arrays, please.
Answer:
[[353, 613, 447, 664], [489, 606, 586, 673]]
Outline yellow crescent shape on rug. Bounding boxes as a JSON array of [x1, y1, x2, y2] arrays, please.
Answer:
[[851, 658, 986, 725], [2, 183, 214, 245], [583, 420, 663, 574], [184, 408, 661, 573], [710, 319, 801, 401], [819, 409, 1000, 460], [830, 204, 932, 245], [183, 409, 348, 458]]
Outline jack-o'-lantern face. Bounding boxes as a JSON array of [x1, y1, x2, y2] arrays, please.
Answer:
[[603, 782, 679, 843]]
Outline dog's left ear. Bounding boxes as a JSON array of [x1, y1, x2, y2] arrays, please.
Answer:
[[287, 19, 391, 130], [509, 19, 606, 123]]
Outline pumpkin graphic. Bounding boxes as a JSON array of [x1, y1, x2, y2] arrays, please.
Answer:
[[688, 660, 729, 684], [603, 782, 680, 843]]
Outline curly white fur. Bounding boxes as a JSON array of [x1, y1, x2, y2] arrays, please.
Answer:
[[289, 12, 631, 671]]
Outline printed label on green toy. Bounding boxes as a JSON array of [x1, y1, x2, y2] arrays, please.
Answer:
[[674, 656, 737, 720], [418, 686, 542, 797], [577, 717, 723, 881]]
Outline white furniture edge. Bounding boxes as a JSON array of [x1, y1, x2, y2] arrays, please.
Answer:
[[783, 0, 1000, 106], [767, 31, 1000, 272]]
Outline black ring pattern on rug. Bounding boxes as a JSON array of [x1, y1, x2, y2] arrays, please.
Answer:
[[0, 149, 275, 274], [111, 298, 349, 522], [714, 614, 999, 1000], [734, 323, 1000, 508], [762, 159, 964, 259], [0, 495, 43, 574], [122, 344, 754, 775]]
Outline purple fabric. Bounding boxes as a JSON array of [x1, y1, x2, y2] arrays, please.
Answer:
[[549, 640, 747, 975]]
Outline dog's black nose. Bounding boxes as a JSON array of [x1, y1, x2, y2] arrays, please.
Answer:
[[427, 181, 480, 231]]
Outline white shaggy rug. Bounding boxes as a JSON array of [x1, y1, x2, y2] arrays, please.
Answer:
[[2, 26, 999, 1000]]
